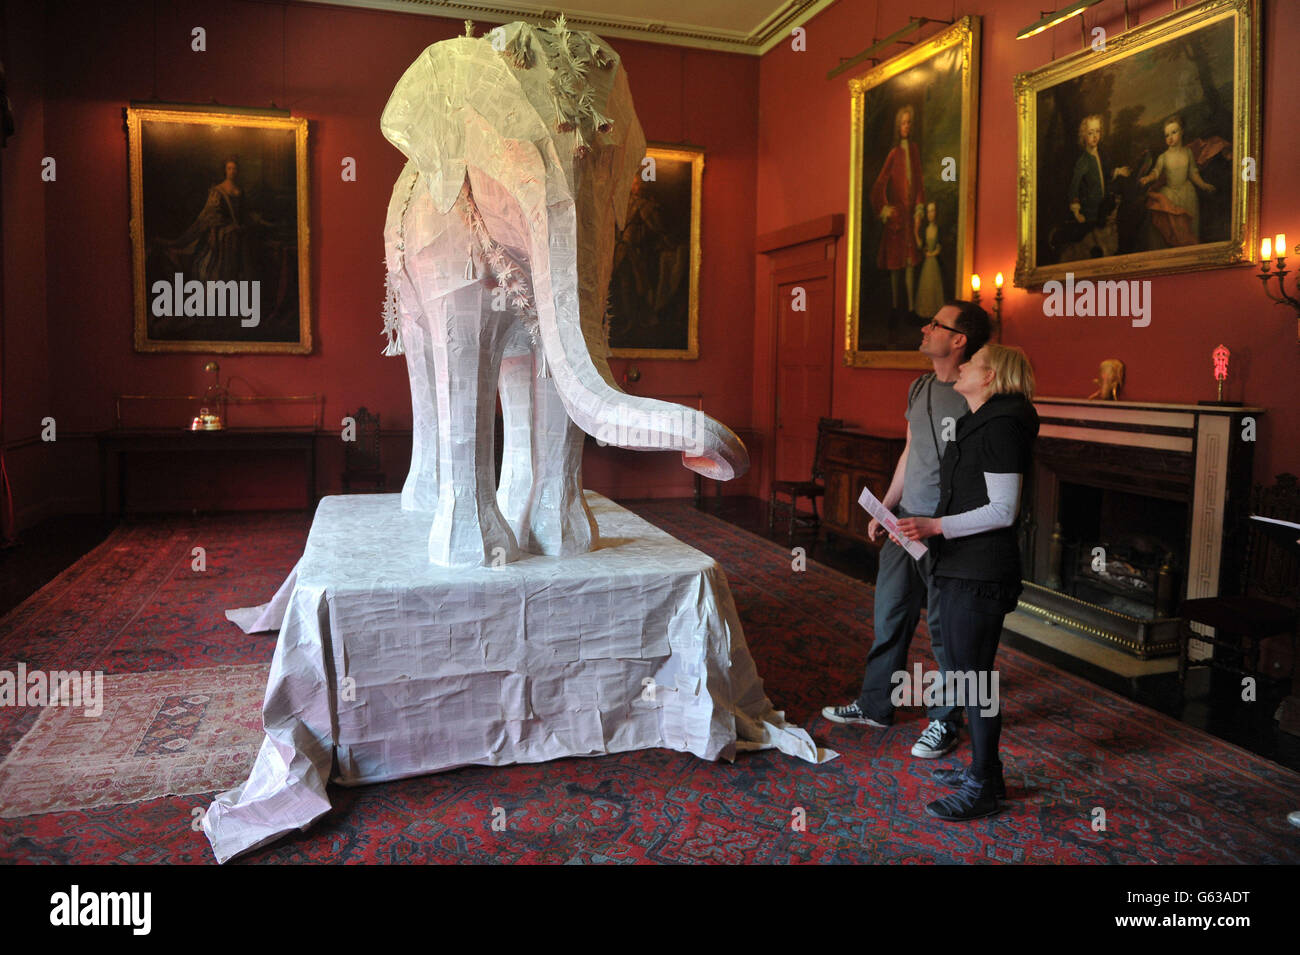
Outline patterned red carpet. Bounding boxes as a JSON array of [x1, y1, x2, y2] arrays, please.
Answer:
[[0, 501, 1296, 864]]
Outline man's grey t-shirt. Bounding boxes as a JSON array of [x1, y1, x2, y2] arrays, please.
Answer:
[[900, 374, 969, 517]]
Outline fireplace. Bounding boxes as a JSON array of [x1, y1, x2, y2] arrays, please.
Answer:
[[1019, 398, 1262, 659], [1055, 482, 1186, 618]]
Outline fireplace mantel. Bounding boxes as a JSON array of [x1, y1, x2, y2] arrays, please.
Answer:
[[1022, 397, 1264, 658]]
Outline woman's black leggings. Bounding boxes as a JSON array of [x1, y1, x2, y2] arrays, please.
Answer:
[[933, 576, 1020, 781]]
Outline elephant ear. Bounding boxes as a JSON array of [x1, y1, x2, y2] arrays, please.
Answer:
[[605, 65, 647, 232], [381, 42, 471, 215], [382, 36, 556, 217]]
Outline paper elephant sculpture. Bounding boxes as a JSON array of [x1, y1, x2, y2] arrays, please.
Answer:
[[379, 19, 748, 567]]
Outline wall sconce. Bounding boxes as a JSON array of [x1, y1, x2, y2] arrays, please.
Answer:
[[1256, 233, 1300, 343], [970, 273, 1005, 335], [1016, 0, 1104, 40]]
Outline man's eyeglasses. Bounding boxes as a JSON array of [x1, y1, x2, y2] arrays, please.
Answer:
[[926, 318, 962, 334]]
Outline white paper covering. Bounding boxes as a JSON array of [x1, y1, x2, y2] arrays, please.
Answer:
[[380, 22, 750, 568], [204, 493, 834, 863]]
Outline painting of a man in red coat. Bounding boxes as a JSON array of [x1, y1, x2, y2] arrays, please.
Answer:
[[870, 105, 926, 313]]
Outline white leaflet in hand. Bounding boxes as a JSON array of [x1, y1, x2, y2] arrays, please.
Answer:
[[857, 487, 929, 560]]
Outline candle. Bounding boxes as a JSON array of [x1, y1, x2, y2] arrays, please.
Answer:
[[1262, 237, 1272, 261], [971, 274, 981, 293], [995, 272, 1004, 289], [1277, 233, 1287, 258]]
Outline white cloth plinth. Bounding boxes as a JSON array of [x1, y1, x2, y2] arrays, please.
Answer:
[[204, 492, 833, 863]]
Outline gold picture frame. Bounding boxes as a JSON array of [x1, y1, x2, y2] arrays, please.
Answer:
[[845, 16, 981, 370], [607, 144, 702, 360], [128, 107, 311, 354], [1014, 0, 1260, 288]]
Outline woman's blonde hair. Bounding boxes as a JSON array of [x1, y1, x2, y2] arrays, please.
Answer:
[[978, 344, 1036, 401]]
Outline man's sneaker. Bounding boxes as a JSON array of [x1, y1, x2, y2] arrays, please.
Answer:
[[821, 702, 890, 727], [911, 719, 959, 758], [932, 766, 1006, 799]]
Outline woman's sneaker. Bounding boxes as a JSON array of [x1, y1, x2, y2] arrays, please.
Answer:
[[821, 702, 890, 727], [925, 776, 1002, 821], [911, 719, 959, 758], [931, 765, 1007, 799]]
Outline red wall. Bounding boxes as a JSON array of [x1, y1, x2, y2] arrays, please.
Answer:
[[3, 0, 757, 519], [1, 0, 52, 528], [7, 0, 1296, 523], [754, 0, 1300, 497]]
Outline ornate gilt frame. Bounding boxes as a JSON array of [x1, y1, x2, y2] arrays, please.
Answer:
[[845, 16, 981, 370], [128, 107, 311, 354], [1014, 0, 1260, 288], [608, 144, 702, 360]]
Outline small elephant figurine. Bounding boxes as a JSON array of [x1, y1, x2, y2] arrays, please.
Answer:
[[380, 20, 749, 567], [1088, 358, 1125, 401]]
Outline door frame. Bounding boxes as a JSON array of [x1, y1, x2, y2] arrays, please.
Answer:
[[758, 215, 844, 498]]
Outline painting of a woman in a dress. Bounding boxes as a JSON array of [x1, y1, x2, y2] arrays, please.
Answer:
[[1138, 114, 1220, 248], [162, 156, 264, 282], [914, 201, 945, 318], [128, 107, 309, 353]]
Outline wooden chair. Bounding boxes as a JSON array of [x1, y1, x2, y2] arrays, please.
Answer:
[[341, 407, 386, 493], [1178, 473, 1299, 684], [768, 417, 842, 540]]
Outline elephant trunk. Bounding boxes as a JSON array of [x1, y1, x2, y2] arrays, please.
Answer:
[[530, 194, 748, 481]]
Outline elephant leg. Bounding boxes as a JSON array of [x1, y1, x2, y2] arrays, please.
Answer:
[[525, 360, 598, 557], [497, 325, 535, 551], [426, 282, 520, 567], [399, 302, 439, 512]]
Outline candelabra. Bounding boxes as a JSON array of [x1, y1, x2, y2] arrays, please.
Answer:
[[1256, 235, 1300, 343]]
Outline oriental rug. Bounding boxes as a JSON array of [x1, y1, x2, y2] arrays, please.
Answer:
[[0, 504, 1297, 864], [0, 664, 268, 818]]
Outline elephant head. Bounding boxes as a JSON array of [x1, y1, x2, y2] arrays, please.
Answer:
[[380, 19, 749, 566]]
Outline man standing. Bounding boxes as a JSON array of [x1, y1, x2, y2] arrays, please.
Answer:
[[823, 301, 992, 759]]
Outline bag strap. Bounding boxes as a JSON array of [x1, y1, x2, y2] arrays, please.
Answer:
[[907, 372, 934, 410]]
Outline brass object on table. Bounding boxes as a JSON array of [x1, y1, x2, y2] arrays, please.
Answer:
[[1087, 358, 1125, 400], [190, 407, 223, 431]]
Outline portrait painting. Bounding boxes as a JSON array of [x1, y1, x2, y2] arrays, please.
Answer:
[[128, 107, 311, 354], [845, 16, 980, 370], [606, 145, 701, 360], [1015, 0, 1260, 286]]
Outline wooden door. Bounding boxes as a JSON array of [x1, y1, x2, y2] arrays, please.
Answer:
[[773, 262, 834, 483]]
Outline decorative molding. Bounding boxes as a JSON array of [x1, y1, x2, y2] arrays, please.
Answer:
[[300, 0, 839, 55], [756, 214, 844, 255]]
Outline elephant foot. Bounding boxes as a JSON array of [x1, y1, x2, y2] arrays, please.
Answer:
[[526, 484, 598, 557], [427, 492, 522, 567]]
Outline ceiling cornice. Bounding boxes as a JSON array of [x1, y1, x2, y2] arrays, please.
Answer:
[[298, 0, 839, 55]]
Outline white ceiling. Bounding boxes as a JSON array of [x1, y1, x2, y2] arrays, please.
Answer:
[[303, 0, 839, 54]]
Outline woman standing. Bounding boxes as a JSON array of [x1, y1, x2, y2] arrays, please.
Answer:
[[897, 344, 1039, 820]]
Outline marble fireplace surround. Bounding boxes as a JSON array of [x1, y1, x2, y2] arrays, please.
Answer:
[[1019, 397, 1265, 660]]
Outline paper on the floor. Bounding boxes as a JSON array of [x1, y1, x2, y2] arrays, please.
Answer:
[[206, 493, 834, 863], [224, 564, 298, 633]]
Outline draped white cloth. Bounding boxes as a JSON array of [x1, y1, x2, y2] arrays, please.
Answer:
[[203, 492, 834, 863]]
